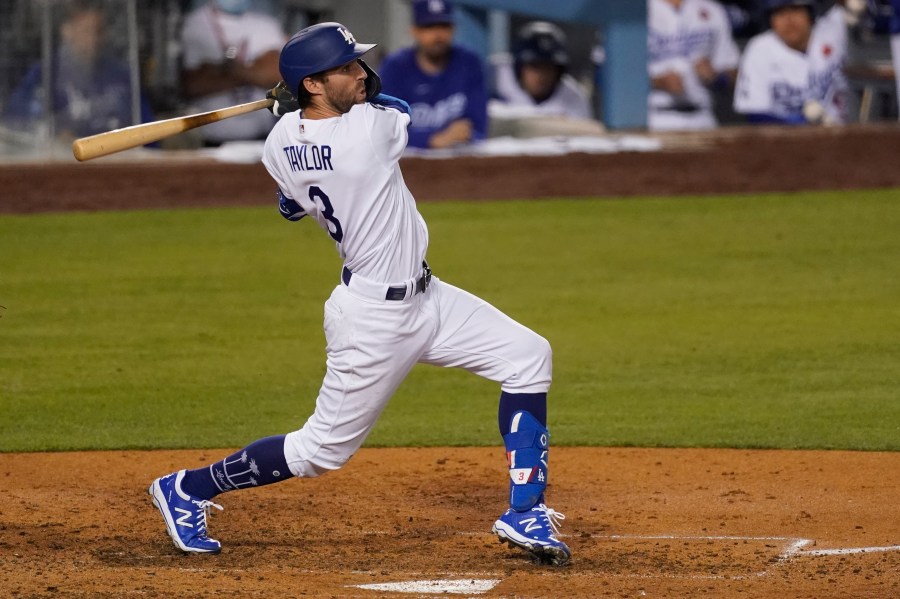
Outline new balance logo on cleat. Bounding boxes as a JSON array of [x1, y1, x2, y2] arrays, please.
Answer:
[[174, 507, 194, 528], [148, 470, 223, 554], [492, 503, 571, 566], [521, 517, 541, 533]]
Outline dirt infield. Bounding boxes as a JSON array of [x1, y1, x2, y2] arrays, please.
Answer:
[[3, 124, 900, 213], [2, 125, 899, 597], [0, 448, 898, 598]]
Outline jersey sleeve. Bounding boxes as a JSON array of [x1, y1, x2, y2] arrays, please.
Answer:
[[733, 38, 773, 115], [357, 102, 411, 166], [261, 122, 300, 215], [710, 4, 741, 72]]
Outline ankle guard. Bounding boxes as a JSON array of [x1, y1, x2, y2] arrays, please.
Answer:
[[503, 410, 549, 512]]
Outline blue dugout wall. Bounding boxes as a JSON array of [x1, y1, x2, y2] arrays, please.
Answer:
[[452, 0, 648, 130]]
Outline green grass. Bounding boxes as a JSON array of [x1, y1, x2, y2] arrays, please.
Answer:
[[1, 190, 899, 451]]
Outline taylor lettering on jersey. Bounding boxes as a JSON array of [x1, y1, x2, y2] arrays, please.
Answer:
[[282, 144, 334, 173]]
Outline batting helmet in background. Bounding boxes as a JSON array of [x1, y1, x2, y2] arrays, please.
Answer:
[[764, 0, 818, 20], [279, 22, 377, 96], [513, 21, 570, 76]]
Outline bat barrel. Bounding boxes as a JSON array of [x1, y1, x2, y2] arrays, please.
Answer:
[[72, 98, 275, 162]]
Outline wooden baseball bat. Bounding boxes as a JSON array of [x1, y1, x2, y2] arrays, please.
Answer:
[[71, 98, 275, 162]]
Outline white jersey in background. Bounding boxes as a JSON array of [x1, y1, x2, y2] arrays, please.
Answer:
[[181, 4, 286, 143], [490, 56, 593, 120], [647, 0, 740, 131], [734, 17, 848, 124]]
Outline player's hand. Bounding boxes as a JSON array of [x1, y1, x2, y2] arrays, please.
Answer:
[[267, 80, 300, 117], [694, 58, 716, 85], [802, 99, 837, 125], [653, 72, 685, 96], [429, 119, 473, 149], [358, 59, 382, 101]]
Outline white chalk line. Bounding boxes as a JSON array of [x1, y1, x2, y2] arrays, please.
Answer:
[[804, 545, 900, 556], [594, 534, 900, 561]]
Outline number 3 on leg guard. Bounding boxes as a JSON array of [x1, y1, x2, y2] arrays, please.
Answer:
[[504, 410, 549, 512]]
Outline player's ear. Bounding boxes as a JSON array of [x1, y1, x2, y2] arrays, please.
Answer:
[[302, 76, 322, 96]]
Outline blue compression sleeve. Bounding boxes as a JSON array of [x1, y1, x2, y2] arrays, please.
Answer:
[[370, 93, 411, 116]]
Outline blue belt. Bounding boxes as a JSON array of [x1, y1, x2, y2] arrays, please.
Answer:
[[341, 261, 432, 301]]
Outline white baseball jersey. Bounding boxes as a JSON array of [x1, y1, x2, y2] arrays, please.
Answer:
[[263, 103, 428, 283], [734, 19, 848, 123], [181, 4, 286, 142], [490, 56, 593, 120], [261, 101, 551, 477], [647, 0, 740, 131]]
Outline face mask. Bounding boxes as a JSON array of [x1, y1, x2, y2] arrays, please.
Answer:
[[215, 0, 252, 15]]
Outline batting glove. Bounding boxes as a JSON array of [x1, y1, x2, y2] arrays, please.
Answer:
[[267, 80, 300, 117]]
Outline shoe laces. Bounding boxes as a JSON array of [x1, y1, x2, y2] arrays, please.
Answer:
[[192, 499, 223, 535], [536, 504, 566, 535]]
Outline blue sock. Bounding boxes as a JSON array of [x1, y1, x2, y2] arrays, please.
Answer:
[[180, 435, 292, 500], [498, 391, 547, 436]]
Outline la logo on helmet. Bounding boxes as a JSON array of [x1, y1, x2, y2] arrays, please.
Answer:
[[338, 27, 356, 44]]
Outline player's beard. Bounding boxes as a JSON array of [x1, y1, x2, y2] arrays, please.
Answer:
[[421, 42, 451, 68], [322, 78, 367, 114]]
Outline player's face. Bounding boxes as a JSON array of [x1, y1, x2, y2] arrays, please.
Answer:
[[519, 62, 561, 102], [61, 9, 105, 66], [317, 60, 368, 114], [770, 6, 813, 51], [412, 24, 454, 63]]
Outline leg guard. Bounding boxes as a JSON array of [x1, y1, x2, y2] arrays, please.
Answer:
[[503, 410, 549, 512]]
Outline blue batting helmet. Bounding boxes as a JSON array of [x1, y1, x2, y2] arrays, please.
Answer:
[[279, 22, 377, 96]]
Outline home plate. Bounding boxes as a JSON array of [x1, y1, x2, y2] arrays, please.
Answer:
[[353, 579, 501, 594]]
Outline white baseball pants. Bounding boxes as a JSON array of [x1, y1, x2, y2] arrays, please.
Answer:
[[284, 276, 552, 478]]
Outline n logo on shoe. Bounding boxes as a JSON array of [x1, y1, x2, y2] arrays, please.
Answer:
[[175, 507, 194, 528], [521, 517, 541, 533]]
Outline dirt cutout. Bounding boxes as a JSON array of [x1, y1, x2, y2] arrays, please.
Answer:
[[0, 448, 898, 598]]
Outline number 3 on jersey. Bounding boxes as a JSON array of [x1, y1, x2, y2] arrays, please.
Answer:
[[309, 186, 343, 242]]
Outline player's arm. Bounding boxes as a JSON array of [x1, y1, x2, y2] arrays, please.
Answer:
[[733, 38, 780, 121], [702, 3, 740, 88], [277, 188, 307, 221], [181, 50, 282, 98]]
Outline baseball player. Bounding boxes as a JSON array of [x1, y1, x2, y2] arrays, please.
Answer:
[[148, 22, 570, 567], [180, 0, 286, 145], [378, 0, 488, 149], [490, 21, 593, 120], [734, 0, 848, 124], [647, 0, 741, 131]]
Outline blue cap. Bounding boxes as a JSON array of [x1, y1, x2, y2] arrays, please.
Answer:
[[412, 0, 454, 27]]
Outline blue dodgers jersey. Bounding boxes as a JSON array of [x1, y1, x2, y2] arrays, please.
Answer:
[[379, 45, 488, 149]]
